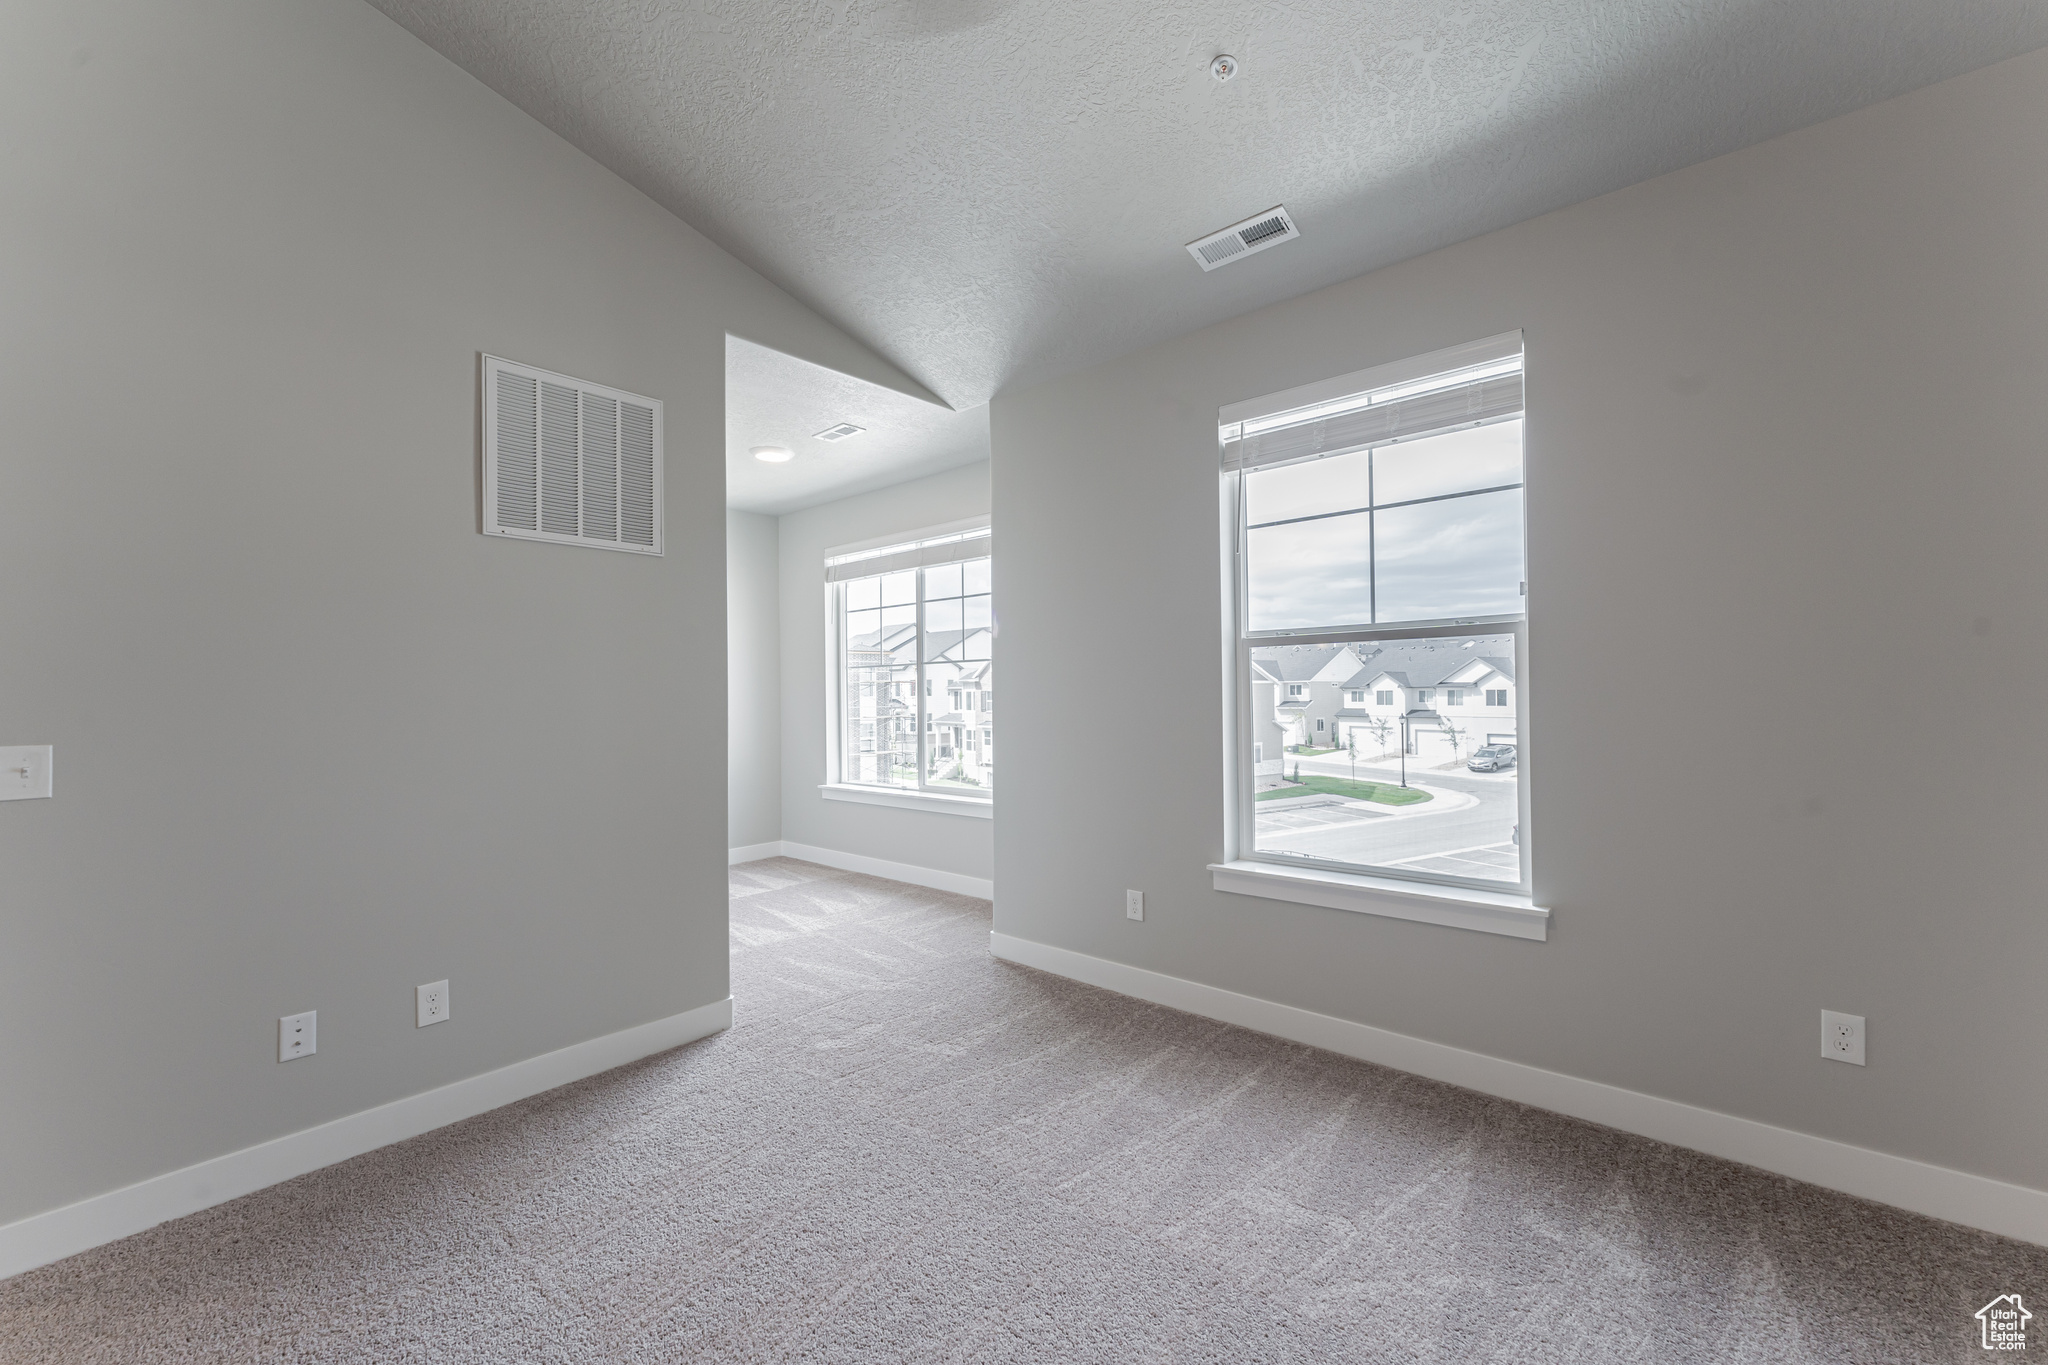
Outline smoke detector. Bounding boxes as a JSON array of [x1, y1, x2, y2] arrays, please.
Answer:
[[813, 422, 865, 442], [1210, 54, 1238, 82], [1186, 205, 1299, 271]]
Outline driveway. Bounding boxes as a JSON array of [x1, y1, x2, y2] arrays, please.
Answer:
[[1255, 757, 1520, 884]]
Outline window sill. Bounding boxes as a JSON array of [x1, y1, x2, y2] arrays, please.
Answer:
[[1208, 860, 1547, 941], [819, 784, 993, 819]]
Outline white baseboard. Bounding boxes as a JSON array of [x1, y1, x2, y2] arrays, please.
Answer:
[[734, 840, 993, 900], [0, 997, 733, 1282], [989, 931, 2048, 1248], [727, 840, 783, 865]]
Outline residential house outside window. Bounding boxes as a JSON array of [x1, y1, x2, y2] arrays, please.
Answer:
[[1225, 334, 1527, 893], [827, 526, 993, 797]]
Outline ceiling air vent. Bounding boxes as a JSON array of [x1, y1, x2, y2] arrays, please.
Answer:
[[482, 355, 663, 555], [814, 422, 865, 442], [1186, 205, 1299, 272]]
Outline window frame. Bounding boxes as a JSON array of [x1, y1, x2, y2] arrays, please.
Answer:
[[1221, 341, 1532, 904], [824, 520, 992, 807]]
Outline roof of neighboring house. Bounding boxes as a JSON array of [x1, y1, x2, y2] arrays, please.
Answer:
[[924, 628, 992, 662], [1337, 636, 1518, 691], [847, 622, 919, 658], [1251, 644, 1355, 682]]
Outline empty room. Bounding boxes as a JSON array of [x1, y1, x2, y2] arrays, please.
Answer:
[[4, 0, 2047, 1359]]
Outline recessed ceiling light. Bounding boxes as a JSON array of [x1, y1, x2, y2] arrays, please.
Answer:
[[750, 445, 793, 463], [814, 423, 865, 442]]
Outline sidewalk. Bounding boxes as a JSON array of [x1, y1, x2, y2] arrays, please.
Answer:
[[1257, 782, 1479, 819], [1284, 751, 1514, 785]]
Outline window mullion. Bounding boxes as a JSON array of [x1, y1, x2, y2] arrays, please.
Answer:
[[1367, 448, 1377, 626], [914, 571, 928, 794], [834, 582, 849, 786]]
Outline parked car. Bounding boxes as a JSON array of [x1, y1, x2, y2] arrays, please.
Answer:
[[1467, 744, 1517, 772]]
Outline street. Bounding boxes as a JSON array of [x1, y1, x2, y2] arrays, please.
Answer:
[[1256, 752, 1520, 883]]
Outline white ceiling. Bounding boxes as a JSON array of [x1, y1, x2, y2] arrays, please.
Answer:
[[725, 337, 988, 515], [371, 0, 2048, 468]]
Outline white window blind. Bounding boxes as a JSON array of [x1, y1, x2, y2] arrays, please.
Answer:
[[1219, 332, 1523, 474], [825, 527, 991, 582], [483, 355, 662, 554]]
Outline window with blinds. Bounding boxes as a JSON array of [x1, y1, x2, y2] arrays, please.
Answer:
[[1224, 333, 1528, 897], [482, 355, 662, 555]]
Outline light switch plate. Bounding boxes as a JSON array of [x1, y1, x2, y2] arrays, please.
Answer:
[[0, 746, 53, 801], [279, 1010, 317, 1062]]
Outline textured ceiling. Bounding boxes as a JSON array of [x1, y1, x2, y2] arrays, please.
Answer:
[[725, 337, 987, 515], [371, 0, 2048, 414]]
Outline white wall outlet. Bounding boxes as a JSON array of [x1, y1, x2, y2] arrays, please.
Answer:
[[1126, 889, 1144, 921], [416, 980, 449, 1027], [279, 1010, 317, 1061], [1821, 1009, 1865, 1066], [0, 745, 53, 801]]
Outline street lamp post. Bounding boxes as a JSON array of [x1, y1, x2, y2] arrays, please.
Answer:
[[1399, 713, 1409, 788]]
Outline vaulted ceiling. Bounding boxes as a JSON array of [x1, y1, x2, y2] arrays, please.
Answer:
[[724, 336, 988, 514], [372, 0, 2048, 415]]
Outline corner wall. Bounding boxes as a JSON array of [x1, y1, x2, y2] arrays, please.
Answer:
[[777, 462, 993, 884], [991, 48, 2048, 1205], [0, 0, 923, 1241], [728, 509, 782, 851]]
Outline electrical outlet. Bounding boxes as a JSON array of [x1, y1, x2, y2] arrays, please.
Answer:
[[279, 1010, 317, 1062], [1821, 1009, 1865, 1066], [416, 980, 449, 1028], [1126, 889, 1144, 921]]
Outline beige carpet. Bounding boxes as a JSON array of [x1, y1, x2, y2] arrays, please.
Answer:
[[2, 857, 2041, 1362]]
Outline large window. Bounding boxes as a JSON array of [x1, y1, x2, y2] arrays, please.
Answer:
[[829, 526, 992, 798], [1226, 336, 1526, 893]]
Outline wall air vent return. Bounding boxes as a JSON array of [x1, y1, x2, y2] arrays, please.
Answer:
[[814, 422, 865, 442], [482, 355, 662, 555], [1185, 206, 1300, 272]]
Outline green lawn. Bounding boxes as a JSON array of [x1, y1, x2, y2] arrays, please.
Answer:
[[1258, 775, 1433, 806], [1286, 745, 1340, 756]]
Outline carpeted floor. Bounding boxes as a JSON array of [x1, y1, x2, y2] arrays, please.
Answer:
[[2, 858, 2041, 1362]]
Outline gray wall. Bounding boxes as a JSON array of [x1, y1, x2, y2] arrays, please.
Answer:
[[727, 510, 782, 851], [991, 49, 2048, 1191], [0, 0, 922, 1228], [779, 463, 993, 880]]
